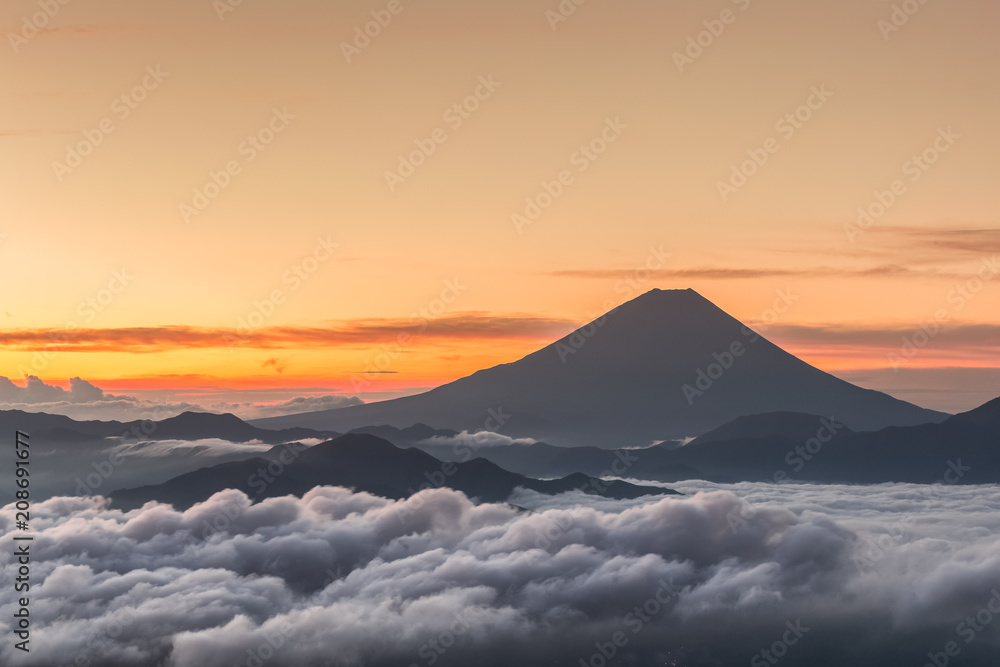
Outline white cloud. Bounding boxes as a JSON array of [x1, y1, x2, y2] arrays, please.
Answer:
[[111, 438, 276, 458], [210, 394, 363, 420], [0, 376, 362, 422], [1, 482, 998, 665], [419, 430, 537, 449]]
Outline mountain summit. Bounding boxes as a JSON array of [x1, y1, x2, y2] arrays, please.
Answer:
[[253, 289, 947, 447]]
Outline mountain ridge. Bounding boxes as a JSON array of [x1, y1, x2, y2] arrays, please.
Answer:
[[252, 289, 947, 446], [109, 433, 676, 511], [0, 409, 337, 445]]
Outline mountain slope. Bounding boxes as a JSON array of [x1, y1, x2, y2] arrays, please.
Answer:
[[109, 433, 675, 510], [431, 396, 1000, 485], [0, 409, 336, 445], [650, 395, 1000, 484], [689, 411, 855, 446], [252, 289, 947, 447]]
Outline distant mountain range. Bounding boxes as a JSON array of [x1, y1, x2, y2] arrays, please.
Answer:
[[110, 434, 675, 511], [0, 409, 339, 500], [252, 289, 948, 447], [7, 393, 996, 512], [0, 409, 336, 445], [397, 397, 1000, 485], [5, 281, 992, 506]]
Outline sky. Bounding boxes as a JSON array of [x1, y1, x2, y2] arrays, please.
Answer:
[[1, 0, 998, 413]]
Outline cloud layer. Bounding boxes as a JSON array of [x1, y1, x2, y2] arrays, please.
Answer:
[[0, 375, 109, 404], [419, 430, 537, 449], [0, 314, 576, 353], [0, 376, 361, 422], [2, 481, 999, 666]]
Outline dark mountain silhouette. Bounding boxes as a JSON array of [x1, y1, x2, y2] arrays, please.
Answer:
[[122, 411, 336, 444], [0, 410, 342, 501], [646, 397, 1000, 484], [416, 439, 713, 483], [943, 396, 1000, 426], [0, 409, 336, 445], [456, 397, 1000, 485], [347, 423, 459, 443], [252, 289, 947, 447], [110, 433, 676, 511], [688, 411, 855, 446], [0, 409, 126, 438]]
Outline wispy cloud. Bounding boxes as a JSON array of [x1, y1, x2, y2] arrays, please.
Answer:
[[882, 225, 1000, 255], [35, 25, 134, 36], [547, 264, 984, 280], [0, 375, 363, 421], [0, 313, 576, 353], [764, 322, 1000, 348], [0, 129, 78, 137], [716, 225, 1000, 269]]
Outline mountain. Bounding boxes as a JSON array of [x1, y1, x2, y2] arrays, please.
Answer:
[[650, 396, 1000, 484], [416, 440, 713, 482], [121, 411, 336, 444], [421, 397, 1000, 485], [688, 411, 855, 445], [0, 409, 342, 501], [347, 423, 459, 443], [0, 409, 128, 438], [943, 396, 1000, 426], [252, 289, 947, 447], [0, 409, 336, 445], [109, 433, 676, 511]]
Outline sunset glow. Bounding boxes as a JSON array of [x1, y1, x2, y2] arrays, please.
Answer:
[[2, 0, 998, 412]]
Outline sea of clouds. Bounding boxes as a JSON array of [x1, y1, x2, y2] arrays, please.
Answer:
[[2, 481, 999, 666], [0, 376, 362, 422]]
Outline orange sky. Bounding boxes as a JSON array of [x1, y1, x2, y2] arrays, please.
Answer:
[[1, 0, 998, 412]]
